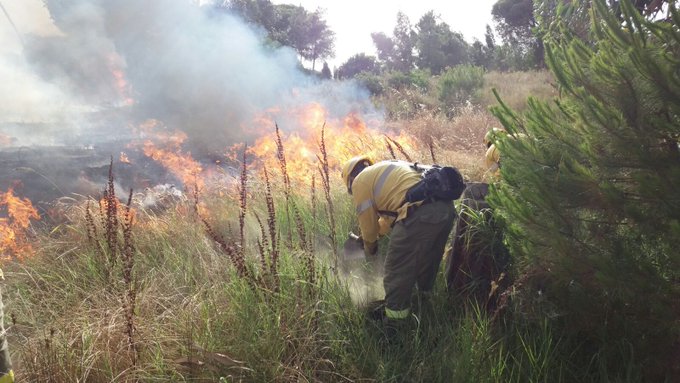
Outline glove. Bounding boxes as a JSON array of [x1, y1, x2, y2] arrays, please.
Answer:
[[364, 240, 378, 258], [378, 217, 394, 236]]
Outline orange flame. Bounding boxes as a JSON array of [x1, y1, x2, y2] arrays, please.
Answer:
[[135, 120, 204, 189], [98, 197, 136, 222], [120, 152, 131, 164], [237, 103, 418, 186], [107, 53, 134, 106], [0, 188, 40, 258]]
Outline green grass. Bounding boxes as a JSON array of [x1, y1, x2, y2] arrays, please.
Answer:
[[4, 182, 615, 383], [1, 81, 653, 381]]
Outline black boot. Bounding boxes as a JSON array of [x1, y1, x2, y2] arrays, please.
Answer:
[[364, 299, 386, 322], [381, 316, 411, 346]]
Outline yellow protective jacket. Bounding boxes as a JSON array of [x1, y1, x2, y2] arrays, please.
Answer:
[[351, 160, 423, 247], [485, 144, 500, 175]]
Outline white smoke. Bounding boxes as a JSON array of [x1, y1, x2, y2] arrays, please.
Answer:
[[0, 0, 81, 126], [0, 0, 378, 153]]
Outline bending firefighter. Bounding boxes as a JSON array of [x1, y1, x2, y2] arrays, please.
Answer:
[[341, 156, 458, 325]]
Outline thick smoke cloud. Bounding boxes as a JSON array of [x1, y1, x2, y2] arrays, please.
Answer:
[[2, 0, 377, 153], [0, 1, 83, 141]]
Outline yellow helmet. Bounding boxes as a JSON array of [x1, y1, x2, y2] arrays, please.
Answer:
[[341, 155, 373, 194], [484, 128, 505, 148]]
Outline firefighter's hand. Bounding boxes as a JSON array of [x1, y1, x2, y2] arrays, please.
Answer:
[[364, 240, 378, 258]]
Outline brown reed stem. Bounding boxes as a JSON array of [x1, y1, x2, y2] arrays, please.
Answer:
[[85, 200, 97, 244], [310, 174, 317, 250], [275, 123, 293, 246], [275, 123, 291, 195], [192, 177, 200, 219], [122, 188, 138, 368], [254, 213, 270, 274], [104, 157, 119, 269], [385, 137, 396, 159], [292, 203, 308, 252], [195, 185, 255, 288], [263, 166, 280, 290], [316, 124, 338, 273], [428, 140, 437, 164], [201, 216, 255, 288], [386, 135, 413, 162], [293, 204, 315, 286], [238, 144, 248, 254]]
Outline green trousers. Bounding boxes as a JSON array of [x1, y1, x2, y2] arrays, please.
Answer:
[[383, 200, 456, 319]]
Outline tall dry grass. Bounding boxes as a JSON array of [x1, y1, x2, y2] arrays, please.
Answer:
[[480, 70, 557, 112], [2, 70, 579, 382], [386, 105, 496, 181]]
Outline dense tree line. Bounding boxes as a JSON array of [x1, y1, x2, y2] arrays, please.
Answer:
[[337, 0, 674, 80]]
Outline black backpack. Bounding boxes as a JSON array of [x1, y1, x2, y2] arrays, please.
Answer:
[[405, 164, 466, 203]]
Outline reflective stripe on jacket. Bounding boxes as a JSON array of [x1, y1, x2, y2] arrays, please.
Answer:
[[351, 160, 422, 244]]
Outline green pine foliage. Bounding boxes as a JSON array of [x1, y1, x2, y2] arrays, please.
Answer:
[[488, 0, 680, 379]]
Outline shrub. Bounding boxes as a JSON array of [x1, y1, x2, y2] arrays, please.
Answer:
[[408, 69, 432, 92], [438, 65, 485, 108], [355, 72, 384, 96], [489, 1, 680, 380], [386, 71, 412, 90]]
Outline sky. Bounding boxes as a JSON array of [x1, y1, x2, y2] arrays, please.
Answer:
[[1, 0, 498, 68], [270, 0, 498, 69]]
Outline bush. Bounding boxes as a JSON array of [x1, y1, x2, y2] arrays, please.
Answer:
[[355, 72, 384, 96], [408, 69, 432, 92], [386, 71, 412, 90], [489, 1, 680, 380], [438, 65, 485, 108]]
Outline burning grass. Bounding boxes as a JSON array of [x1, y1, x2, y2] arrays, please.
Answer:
[[3, 133, 584, 382], [0, 187, 40, 258], [0, 68, 567, 381]]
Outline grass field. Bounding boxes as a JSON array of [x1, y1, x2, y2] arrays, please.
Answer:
[[2, 70, 611, 382]]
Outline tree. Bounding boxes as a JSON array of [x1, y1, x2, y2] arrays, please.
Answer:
[[415, 11, 469, 74], [320, 61, 331, 79], [535, 0, 673, 42], [392, 12, 417, 71], [489, 0, 680, 379], [335, 53, 377, 79], [470, 25, 498, 69], [492, 0, 544, 67], [294, 8, 335, 69], [370, 12, 416, 72], [492, 0, 535, 42], [485, 24, 496, 50], [223, 0, 278, 33], [370, 32, 396, 69]]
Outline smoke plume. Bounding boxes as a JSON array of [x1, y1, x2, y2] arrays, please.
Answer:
[[1, 0, 377, 153]]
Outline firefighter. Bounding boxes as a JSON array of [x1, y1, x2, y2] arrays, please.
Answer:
[[444, 182, 510, 312], [0, 270, 13, 383], [341, 156, 457, 331], [484, 128, 505, 178]]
